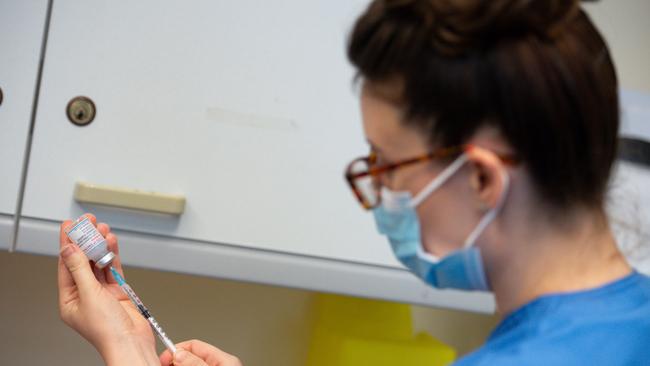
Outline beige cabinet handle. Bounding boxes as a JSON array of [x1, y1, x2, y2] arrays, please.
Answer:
[[74, 182, 186, 215]]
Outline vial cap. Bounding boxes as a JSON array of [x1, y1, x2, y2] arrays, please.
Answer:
[[95, 252, 116, 269]]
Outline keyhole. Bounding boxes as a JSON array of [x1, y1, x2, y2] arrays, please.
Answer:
[[76, 109, 85, 120], [67, 96, 96, 126]]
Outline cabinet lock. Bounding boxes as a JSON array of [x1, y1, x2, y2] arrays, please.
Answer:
[[67, 96, 96, 126]]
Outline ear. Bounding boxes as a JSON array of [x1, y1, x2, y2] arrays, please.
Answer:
[[465, 145, 508, 210]]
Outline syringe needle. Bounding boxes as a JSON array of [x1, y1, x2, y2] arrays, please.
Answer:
[[109, 266, 177, 354]]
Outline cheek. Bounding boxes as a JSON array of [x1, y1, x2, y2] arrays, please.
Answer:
[[416, 177, 479, 256], [391, 164, 435, 196]]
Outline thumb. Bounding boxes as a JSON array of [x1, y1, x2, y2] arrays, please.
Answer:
[[60, 244, 99, 295], [173, 350, 208, 366]]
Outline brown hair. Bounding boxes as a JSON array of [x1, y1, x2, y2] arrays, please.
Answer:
[[348, 0, 619, 210]]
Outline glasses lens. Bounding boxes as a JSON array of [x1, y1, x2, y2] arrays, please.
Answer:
[[349, 159, 380, 208]]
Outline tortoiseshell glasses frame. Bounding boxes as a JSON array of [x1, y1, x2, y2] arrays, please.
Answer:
[[344, 145, 518, 210]]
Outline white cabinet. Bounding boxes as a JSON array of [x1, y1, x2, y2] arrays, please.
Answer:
[[21, 0, 383, 263], [0, 0, 49, 248], [15, 0, 495, 312]]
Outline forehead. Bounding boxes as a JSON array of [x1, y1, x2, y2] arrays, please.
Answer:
[[360, 81, 430, 158]]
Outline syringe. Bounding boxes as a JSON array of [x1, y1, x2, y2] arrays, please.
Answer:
[[109, 266, 177, 354]]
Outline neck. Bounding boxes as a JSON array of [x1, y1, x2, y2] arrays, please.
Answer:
[[489, 206, 632, 316]]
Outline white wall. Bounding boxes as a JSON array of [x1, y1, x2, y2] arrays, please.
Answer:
[[584, 0, 650, 93]]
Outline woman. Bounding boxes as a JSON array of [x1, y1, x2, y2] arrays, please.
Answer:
[[57, 0, 650, 365]]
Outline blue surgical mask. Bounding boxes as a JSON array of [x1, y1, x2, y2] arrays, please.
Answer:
[[373, 154, 509, 291]]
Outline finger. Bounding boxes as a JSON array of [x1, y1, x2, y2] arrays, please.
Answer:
[[97, 222, 110, 237], [103, 232, 125, 284], [172, 350, 209, 366], [59, 220, 74, 248], [58, 220, 76, 292], [97, 221, 114, 281], [93, 262, 107, 284], [85, 213, 97, 226], [171, 340, 236, 366], [96, 221, 125, 283], [160, 349, 174, 366], [106, 232, 120, 256], [59, 243, 100, 296]]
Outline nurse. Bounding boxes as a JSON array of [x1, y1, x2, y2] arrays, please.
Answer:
[[57, 0, 650, 365]]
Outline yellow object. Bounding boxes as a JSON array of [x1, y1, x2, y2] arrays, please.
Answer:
[[74, 181, 186, 215], [306, 294, 456, 366]]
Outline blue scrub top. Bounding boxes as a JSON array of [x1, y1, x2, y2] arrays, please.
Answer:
[[455, 271, 650, 366]]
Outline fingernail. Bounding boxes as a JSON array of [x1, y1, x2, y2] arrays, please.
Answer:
[[174, 350, 187, 362], [60, 245, 74, 258]]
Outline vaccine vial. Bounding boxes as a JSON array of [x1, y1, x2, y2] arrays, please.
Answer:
[[64, 215, 116, 268]]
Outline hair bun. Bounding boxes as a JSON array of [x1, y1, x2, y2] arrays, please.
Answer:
[[397, 0, 582, 55]]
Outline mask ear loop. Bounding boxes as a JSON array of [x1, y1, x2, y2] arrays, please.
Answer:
[[463, 169, 511, 248], [410, 154, 469, 208], [407, 154, 469, 264]]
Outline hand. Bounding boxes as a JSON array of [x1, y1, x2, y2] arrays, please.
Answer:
[[58, 213, 158, 365], [159, 340, 243, 366]]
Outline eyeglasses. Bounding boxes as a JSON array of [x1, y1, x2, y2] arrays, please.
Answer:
[[344, 144, 518, 210]]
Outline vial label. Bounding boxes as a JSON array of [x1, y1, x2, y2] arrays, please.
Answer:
[[65, 216, 105, 254]]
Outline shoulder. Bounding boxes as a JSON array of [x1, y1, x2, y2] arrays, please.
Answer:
[[452, 325, 650, 366], [452, 290, 650, 366], [451, 341, 577, 366], [452, 273, 650, 366]]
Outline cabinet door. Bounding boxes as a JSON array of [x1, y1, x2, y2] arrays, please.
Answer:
[[0, 0, 49, 248], [21, 0, 393, 264]]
